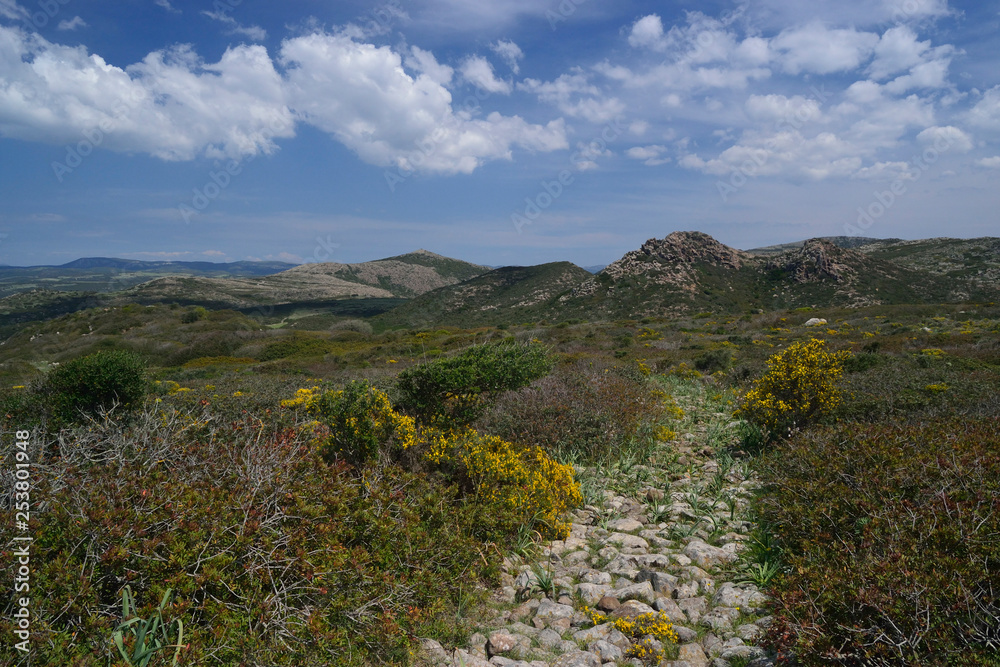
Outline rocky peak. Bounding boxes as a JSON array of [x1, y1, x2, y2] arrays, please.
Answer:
[[769, 238, 859, 283], [638, 232, 751, 270]]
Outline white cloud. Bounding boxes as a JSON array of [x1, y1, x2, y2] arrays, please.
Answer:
[[628, 14, 665, 50], [628, 120, 648, 136], [154, 0, 180, 14], [966, 86, 1000, 129], [491, 40, 523, 74], [202, 10, 267, 41], [745, 94, 822, 124], [772, 23, 879, 74], [0, 28, 294, 160], [851, 161, 916, 180], [626, 144, 670, 166], [0, 0, 28, 20], [0, 28, 566, 174], [519, 71, 624, 123], [280, 32, 566, 174], [916, 125, 973, 152], [870, 26, 932, 80], [975, 156, 1000, 168], [459, 56, 511, 94], [405, 46, 453, 87], [57, 16, 88, 31]]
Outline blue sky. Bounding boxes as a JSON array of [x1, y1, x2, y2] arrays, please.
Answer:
[[0, 0, 998, 267]]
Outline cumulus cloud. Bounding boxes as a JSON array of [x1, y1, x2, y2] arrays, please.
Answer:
[[0, 27, 566, 173], [518, 71, 624, 123], [976, 156, 1000, 168], [459, 55, 511, 94], [405, 46, 453, 86], [772, 23, 879, 74], [280, 32, 565, 173], [628, 14, 665, 50], [491, 40, 523, 73], [967, 86, 1000, 129], [625, 144, 670, 166], [0, 28, 294, 160], [916, 125, 973, 152]]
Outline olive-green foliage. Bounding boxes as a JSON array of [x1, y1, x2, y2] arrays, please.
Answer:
[[259, 333, 335, 361], [757, 418, 1000, 665], [694, 348, 731, 372], [311, 381, 414, 467], [45, 349, 147, 424], [396, 341, 553, 427]]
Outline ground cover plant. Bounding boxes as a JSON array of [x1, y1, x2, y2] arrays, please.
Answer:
[[0, 299, 998, 664]]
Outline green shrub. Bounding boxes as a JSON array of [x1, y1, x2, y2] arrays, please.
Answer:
[[756, 418, 1000, 665], [180, 306, 208, 323], [45, 350, 147, 424], [259, 334, 335, 361], [694, 348, 731, 372], [397, 341, 552, 427]]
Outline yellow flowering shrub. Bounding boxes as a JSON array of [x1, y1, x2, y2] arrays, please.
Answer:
[[582, 608, 679, 663], [291, 382, 417, 466], [424, 427, 581, 539], [738, 338, 851, 436]]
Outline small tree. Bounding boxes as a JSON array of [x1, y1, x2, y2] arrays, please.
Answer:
[[397, 341, 553, 428], [46, 350, 147, 424], [737, 338, 850, 439]]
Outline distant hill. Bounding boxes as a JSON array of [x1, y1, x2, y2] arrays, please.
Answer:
[[374, 262, 593, 329], [0, 257, 296, 298], [115, 250, 492, 309], [746, 236, 899, 256], [373, 232, 999, 327]]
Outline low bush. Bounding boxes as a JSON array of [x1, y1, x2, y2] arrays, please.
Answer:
[[694, 348, 731, 372], [259, 333, 335, 361], [737, 338, 850, 438], [478, 361, 682, 463], [396, 341, 552, 427], [45, 349, 147, 425], [0, 406, 504, 666], [756, 418, 1000, 665]]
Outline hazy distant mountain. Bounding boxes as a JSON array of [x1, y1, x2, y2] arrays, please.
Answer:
[[115, 250, 492, 309], [0, 256, 296, 298], [374, 262, 593, 329]]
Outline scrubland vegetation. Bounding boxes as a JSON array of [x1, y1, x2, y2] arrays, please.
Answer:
[[1, 300, 998, 665]]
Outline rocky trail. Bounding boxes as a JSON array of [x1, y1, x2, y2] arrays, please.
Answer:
[[418, 383, 776, 667]]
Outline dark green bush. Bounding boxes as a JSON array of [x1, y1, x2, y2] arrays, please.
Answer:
[[694, 348, 731, 372], [46, 350, 147, 424], [396, 341, 552, 427], [259, 334, 335, 361], [756, 418, 1000, 665]]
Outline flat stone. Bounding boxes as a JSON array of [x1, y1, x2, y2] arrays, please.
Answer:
[[632, 553, 672, 569], [610, 599, 656, 620], [713, 582, 767, 610], [588, 639, 624, 662], [678, 643, 709, 667], [487, 632, 519, 657], [683, 540, 737, 570], [597, 595, 620, 612], [652, 597, 687, 623], [615, 581, 657, 605], [551, 650, 602, 667], [454, 649, 492, 667], [700, 607, 741, 633], [537, 628, 563, 649], [677, 597, 707, 625], [637, 570, 678, 595], [608, 518, 644, 533], [604, 556, 639, 579], [675, 625, 699, 643], [572, 623, 612, 643], [535, 598, 575, 626], [579, 569, 612, 585], [575, 583, 612, 606], [606, 532, 649, 552]]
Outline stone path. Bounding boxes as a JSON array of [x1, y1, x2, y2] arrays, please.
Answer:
[[419, 386, 776, 667]]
